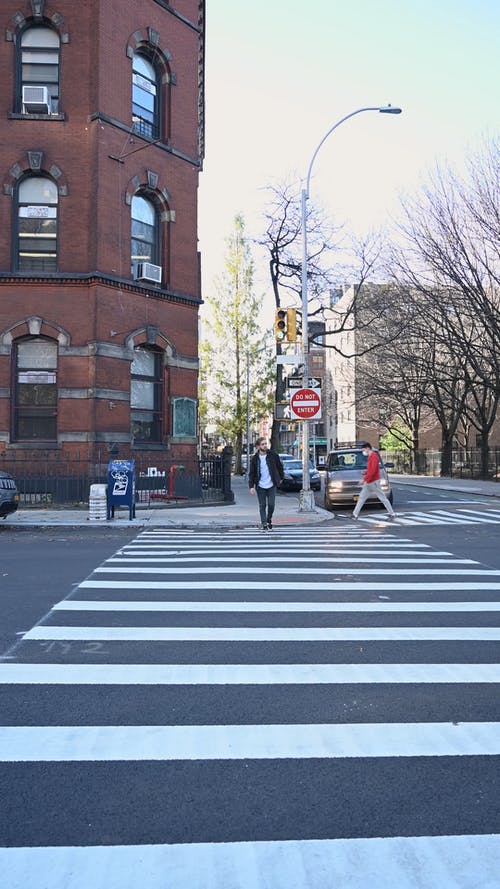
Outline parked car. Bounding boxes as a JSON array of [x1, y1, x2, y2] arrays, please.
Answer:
[[324, 447, 393, 510], [0, 471, 19, 518], [281, 459, 321, 492], [279, 453, 296, 463]]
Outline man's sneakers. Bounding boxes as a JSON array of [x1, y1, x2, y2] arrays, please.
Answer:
[[267, 521, 273, 531], [387, 513, 397, 521], [351, 514, 359, 521], [260, 522, 268, 531]]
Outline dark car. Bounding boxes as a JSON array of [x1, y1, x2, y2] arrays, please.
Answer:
[[0, 471, 19, 518], [281, 459, 321, 492]]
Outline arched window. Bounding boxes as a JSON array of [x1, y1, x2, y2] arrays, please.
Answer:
[[19, 25, 60, 113], [131, 346, 163, 442], [132, 53, 159, 139], [131, 195, 159, 279], [13, 337, 58, 441], [17, 176, 58, 273]]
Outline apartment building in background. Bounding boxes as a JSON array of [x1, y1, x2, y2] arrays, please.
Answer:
[[0, 0, 205, 465]]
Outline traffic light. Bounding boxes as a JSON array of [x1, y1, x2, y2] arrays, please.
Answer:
[[286, 308, 297, 342], [275, 308, 287, 342], [274, 307, 298, 343]]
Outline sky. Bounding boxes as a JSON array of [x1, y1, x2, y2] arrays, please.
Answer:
[[197, 0, 500, 317]]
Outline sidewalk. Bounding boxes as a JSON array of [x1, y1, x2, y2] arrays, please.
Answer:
[[3, 476, 336, 530], [391, 474, 500, 500], [5, 474, 500, 531]]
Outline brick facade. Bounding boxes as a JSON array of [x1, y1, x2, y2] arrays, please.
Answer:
[[0, 0, 204, 463]]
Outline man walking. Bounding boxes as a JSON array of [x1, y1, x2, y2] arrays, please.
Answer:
[[249, 437, 284, 530], [352, 442, 396, 520]]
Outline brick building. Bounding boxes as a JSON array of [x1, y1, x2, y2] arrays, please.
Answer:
[[0, 0, 205, 468]]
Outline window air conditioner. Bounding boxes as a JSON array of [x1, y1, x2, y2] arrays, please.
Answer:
[[136, 262, 162, 284], [22, 85, 51, 114]]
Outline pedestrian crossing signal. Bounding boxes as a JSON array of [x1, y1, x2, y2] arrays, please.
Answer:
[[275, 307, 298, 343]]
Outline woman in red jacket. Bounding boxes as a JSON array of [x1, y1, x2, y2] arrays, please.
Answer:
[[352, 442, 396, 520]]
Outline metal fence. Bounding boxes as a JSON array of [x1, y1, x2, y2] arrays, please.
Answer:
[[0, 450, 232, 507], [381, 447, 500, 480]]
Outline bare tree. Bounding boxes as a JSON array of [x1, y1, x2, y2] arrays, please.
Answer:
[[257, 179, 338, 449], [392, 139, 500, 476]]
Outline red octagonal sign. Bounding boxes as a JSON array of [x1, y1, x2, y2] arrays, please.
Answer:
[[290, 387, 321, 420]]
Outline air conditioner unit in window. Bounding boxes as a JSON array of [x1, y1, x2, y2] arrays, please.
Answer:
[[22, 85, 51, 114], [136, 262, 162, 284]]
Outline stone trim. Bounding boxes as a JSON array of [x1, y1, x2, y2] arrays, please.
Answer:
[[6, 3, 70, 42], [167, 436, 197, 445], [0, 316, 70, 347], [126, 327, 174, 357], [126, 28, 174, 84], [167, 355, 198, 370], [125, 173, 173, 219], [3, 154, 69, 199]]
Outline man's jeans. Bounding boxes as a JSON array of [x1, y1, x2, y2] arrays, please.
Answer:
[[256, 485, 276, 525]]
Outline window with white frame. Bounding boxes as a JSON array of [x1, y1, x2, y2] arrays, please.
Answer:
[[17, 176, 58, 272], [19, 25, 60, 113], [132, 53, 159, 139], [131, 346, 162, 442], [14, 337, 57, 440], [131, 195, 158, 279]]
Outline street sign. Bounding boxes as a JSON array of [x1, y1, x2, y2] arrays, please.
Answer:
[[276, 355, 304, 365], [290, 387, 322, 420], [288, 376, 322, 388]]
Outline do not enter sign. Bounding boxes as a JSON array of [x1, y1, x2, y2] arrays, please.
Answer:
[[290, 387, 322, 420]]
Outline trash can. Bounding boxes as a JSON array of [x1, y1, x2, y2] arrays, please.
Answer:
[[107, 459, 136, 520]]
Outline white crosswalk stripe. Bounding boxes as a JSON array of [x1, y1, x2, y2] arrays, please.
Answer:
[[358, 507, 500, 526], [2, 523, 500, 888]]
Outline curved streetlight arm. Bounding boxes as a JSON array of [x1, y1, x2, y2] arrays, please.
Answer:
[[305, 105, 402, 196]]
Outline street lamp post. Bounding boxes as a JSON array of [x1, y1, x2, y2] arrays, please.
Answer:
[[299, 104, 402, 511]]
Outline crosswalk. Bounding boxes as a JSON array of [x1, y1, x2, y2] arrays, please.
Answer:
[[354, 506, 500, 526], [1, 525, 500, 888]]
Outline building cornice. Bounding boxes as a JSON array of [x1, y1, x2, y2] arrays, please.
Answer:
[[0, 272, 202, 307]]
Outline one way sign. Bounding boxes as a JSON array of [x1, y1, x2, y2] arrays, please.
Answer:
[[288, 376, 322, 388]]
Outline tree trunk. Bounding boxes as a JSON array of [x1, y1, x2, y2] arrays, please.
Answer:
[[480, 428, 490, 480], [441, 435, 453, 477]]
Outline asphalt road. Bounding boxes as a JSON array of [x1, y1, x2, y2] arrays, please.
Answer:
[[0, 528, 137, 656], [2, 487, 500, 887]]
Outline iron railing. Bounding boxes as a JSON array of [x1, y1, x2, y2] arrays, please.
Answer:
[[381, 447, 500, 480], [0, 450, 232, 507]]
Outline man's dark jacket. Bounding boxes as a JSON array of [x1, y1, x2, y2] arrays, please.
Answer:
[[249, 449, 284, 488]]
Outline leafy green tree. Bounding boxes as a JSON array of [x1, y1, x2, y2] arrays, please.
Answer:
[[200, 215, 274, 472], [380, 423, 412, 451]]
